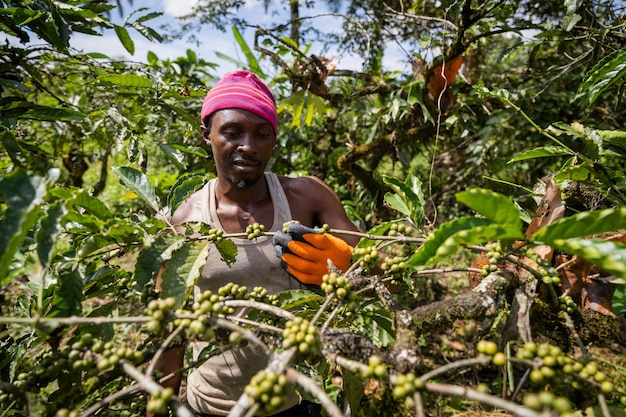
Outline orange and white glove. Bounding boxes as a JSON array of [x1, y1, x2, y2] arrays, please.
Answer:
[[274, 222, 353, 286]]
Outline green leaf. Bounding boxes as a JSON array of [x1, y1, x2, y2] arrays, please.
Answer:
[[577, 48, 626, 106], [406, 217, 490, 268], [382, 174, 425, 227], [114, 24, 135, 55], [272, 289, 323, 310], [508, 146, 574, 163], [77, 234, 114, 258], [36, 201, 66, 269], [49, 264, 84, 317], [75, 191, 113, 220], [160, 241, 211, 308], [158, 143, 186, 169], [112, 166, 160, 212], [214, 238, 237, 267], [456, 188, 523, 230], [532, 207, 626, 242], [63, 211, 103, 234], [553, 164, 592, 182], [167, 173, 208, 215], [134, 233, 187, 288], [166, 143, 209, 158], [0, 169, 59, 286], [130, 20, 163, 43], [551, 238, 626, 279], [134, 11, 164, 24], [20, 106, 85, 121], [598, 129, 626, 149], [356, 221, 395, 249], [100, 74, 152, 88], [232, 25, 262, 76]]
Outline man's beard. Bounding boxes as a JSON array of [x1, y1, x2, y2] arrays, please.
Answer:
[[227, 174, 261, 189]]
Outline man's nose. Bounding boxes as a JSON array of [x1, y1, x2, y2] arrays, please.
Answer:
[[236, 133, 256, 153]]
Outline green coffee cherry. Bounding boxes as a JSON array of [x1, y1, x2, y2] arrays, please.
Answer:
[[244, 370, 288, 415], [246, 223, 265, 239], [282, 317, 320, 357]]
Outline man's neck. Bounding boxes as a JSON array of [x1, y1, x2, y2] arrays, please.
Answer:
[[215, 174, 270, 208]]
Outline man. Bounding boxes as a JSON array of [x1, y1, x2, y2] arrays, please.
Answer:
[[150, 70, 361, 417]]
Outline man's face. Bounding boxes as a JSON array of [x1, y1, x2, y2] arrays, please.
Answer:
[[203, 108, 276, 188]]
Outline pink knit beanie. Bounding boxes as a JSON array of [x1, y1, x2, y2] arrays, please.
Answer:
[[200, 70, 277, 134]]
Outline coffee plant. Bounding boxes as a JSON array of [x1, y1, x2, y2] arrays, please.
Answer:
[[1, 1, 625, 417]]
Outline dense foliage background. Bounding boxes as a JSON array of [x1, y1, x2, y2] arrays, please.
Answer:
[[1, 1, 625, 416]]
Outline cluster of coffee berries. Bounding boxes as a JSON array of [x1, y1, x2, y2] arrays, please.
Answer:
[[515, 342, 617, 396], [381, 255, 407, 275], [361, 355, 388, 379], [95, 340, 144, 371], [250, 286, 269, 301], [146, 387, 174, 415], [353, 246, 382, 270], [246, 223, 265, 239], [387, 222, 409, 237], [0, 388, 16, 409], [14, 348, 67, 390], [392, 372, 425, 401], [244, 370, 288, 416], [476, 339, 499, 356], [559, 295, 577, 314], [146, 297, 177, 333], [321, 272, 353, 302], [481, 242, 504, 276], [191, 290, 219, 316], [522, 391, 572, 414], [218, 282, 250, 300], [542, 273, 562, 285], [536, 262, 561, 285], [282, 316, 320, 356], [206, 227, 224, 243], [187, 315, 214, 341]]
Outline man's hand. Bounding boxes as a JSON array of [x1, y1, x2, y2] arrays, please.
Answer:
[[274, 222, 353, 286]]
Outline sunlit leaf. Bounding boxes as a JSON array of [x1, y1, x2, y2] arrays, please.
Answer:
[[532, 207, 626, 242], [160, 241, 211, 308], [551, 238, 626, 278], [233, 25, 262, 76], [383, 174, 425, 227], [577, 48, 626, 106], [114, 24, 135, 55], [272, 289, 323, 310], [0, 169, 59, 286], [508, 146, 574, 162], [456, 188, 523, 230], [167, 173, 209, 215], [406, 217, 490, 268], [100, 74, 152, 88], [112, 166, 160, 212]]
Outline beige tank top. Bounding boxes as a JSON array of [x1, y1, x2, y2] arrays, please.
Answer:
[[186, 172, 302, 415]]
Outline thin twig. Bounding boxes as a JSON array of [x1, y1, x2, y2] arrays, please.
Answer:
[[286, 368, 343, 417]]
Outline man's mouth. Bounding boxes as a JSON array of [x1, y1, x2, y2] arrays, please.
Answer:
[[232, 158, 261, 170]]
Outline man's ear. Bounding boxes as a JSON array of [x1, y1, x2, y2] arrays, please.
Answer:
[[201, 125, 210, 144]]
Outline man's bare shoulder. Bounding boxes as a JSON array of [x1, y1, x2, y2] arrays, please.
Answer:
[[277, 175, 331, 196]]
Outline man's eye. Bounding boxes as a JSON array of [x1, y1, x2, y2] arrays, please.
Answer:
[[223, 131, 241, 139], [257, 130, 273, 139]]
